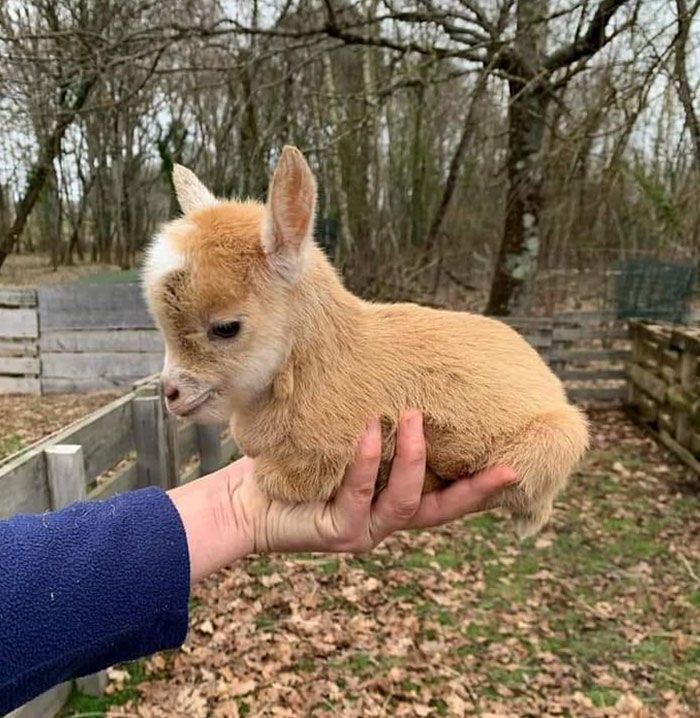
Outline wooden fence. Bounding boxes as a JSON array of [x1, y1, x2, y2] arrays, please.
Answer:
[[627, 321, 700, 474], [0, 284, 163, 394], [503, 312, 630, 403], [0, 377, 236, 718], [1, 282, 629, 402], [0, 310, 684, 717], [0, 288, 40, 394]]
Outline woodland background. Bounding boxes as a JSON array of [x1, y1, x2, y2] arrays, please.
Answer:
[[0, 0, 699, 315]]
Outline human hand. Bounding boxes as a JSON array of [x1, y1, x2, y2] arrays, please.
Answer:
[[168, 411, 517, 582]]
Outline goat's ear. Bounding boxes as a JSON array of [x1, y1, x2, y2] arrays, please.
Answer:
[[172, 164, 217, 213], [262, 146, 316, 272]]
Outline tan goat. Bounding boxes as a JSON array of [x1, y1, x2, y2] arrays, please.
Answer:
[[143, 146, 588, 537]]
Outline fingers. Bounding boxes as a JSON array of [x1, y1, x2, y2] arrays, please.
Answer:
[[408, 466, 518, 529], [333, 418, 383, 523], [369, 411, 427, 542]]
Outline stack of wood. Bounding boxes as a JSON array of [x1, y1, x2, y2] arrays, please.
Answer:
[[627, 320, 700, 473]]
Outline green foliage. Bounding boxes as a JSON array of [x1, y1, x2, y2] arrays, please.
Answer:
[[60, 661, 148, 717], [0, 434, 23, 460]]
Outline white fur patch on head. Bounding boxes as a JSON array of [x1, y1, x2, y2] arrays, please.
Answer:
[[143, 232, 185, 285]]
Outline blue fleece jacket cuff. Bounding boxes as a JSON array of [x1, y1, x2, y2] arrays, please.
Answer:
[[0, 487, 191, 714]]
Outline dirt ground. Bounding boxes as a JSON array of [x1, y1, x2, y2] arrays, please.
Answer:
[[0, 253, 126, 287], [0, 392, 122, 460], [59, 409, 700, 718]]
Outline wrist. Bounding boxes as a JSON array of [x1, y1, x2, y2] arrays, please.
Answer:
[[168, 461, 255, 583]]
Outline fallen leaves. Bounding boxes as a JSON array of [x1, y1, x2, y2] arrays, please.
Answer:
[[96, 410, 699, 717], [0, 391, 121, 460]]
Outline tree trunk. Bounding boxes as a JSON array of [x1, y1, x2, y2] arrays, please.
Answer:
[[240, 56, 263, 198], [0, 77, 95, 271], [486, 82, 548, 316], [425, 72, 488, 253], [361, 30, 380, 249], [409, 80, 427, 247], [322, 52, 356, 251], [674, 0, 700, 169], [485, 0, 548, 316]]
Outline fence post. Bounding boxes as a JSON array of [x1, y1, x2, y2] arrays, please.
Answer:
[[196, 424, 225, 475], [45, 444, 107, 698], [132, 394, 178, 490]]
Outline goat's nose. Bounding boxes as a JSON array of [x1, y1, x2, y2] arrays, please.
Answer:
[[162, 379, 180, 403]]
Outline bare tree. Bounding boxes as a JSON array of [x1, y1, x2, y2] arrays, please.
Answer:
[[0, 0, 694, 318], [673, 0, 700, 169]]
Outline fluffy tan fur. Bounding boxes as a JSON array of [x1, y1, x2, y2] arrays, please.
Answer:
[[144, 146, 589, 537]]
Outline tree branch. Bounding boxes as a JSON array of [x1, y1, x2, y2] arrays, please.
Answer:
[[544, 0, 631, 71]]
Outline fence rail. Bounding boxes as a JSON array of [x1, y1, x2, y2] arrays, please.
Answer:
[[501, 312, 630, 403], [1, 375, 236, 718], [1, 308, 695, 715], [0, 284, 163, 394], [0, 288, 40, 393], [1, 281, 633, 400], [627, 321, 700, 474]]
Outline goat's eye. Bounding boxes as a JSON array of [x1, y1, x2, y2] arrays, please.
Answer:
[[209, 321, 241, 340]]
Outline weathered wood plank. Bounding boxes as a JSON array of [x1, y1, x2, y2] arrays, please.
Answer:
[[691, 432, 700, 455], [0, 307, 38, 338], [502, 317, 554, 329], [521, 333, 552, 349], [89, 462, 138, 500], [549, 348, 630, 363], [560, 368, 627, 381], [221, 436, 239, 463], [680, 351, 698, 390], [567, 386, 627, 401], [197, 424, 225, 474], [0, 376, 41, 394], [40, 329, 164, 354], [553, 311, 617, 323], [0, 339, 38, 357], [0, 387, 154, 518], [46, 444, 86, 508], [659, 429, 700, 474], [6, 393, 136, 482], [0, 450, 48, 517], [38, 283, 154, 331], [76, 671, 108, 697], [179, 461, 202, 486], [553, 326, 629, 341], [42, 376, 146, 393], [178, 432, 238, 484], [41, 352, 163, 380], [628, 384, 658, 422], [177, 422, 198, 467], [6, 682, 72, 718], [59, 396, 135, 482], [1, 356, 40, 376], [132, 395, 176, 490], [629, 364, 667, 402], [0, 287, 37, 308]]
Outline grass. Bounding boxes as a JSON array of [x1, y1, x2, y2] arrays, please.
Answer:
[[60, 661, 148, 716], [0, 434, 23, 459], [76, 269, 141, 285], [59, 412, 700, 716]]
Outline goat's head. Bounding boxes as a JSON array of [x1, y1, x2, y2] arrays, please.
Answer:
[[142, 146, 317, 420]]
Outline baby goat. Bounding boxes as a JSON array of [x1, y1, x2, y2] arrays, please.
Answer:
[[143, 146, 588, 537]]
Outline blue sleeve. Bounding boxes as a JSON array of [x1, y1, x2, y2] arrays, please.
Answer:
[[0, 487, 191, 714]]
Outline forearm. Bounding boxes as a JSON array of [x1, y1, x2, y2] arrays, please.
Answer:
[[0, 488, 190, 715], [167, 462, 254, 582]]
